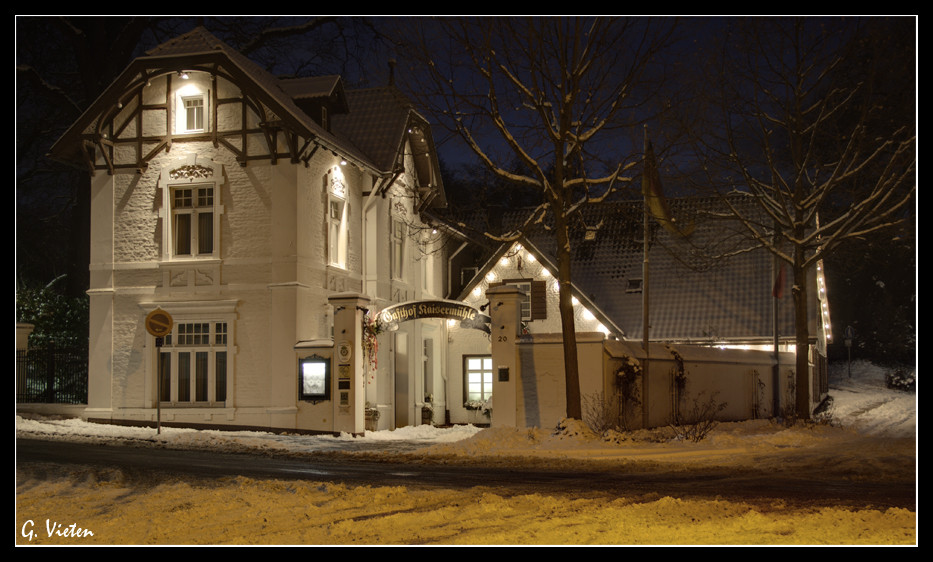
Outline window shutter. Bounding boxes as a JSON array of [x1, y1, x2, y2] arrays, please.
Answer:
[[530, 280, 547, 320]]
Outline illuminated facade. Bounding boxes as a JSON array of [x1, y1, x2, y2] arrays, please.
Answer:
[[50, 27, 448, 433]]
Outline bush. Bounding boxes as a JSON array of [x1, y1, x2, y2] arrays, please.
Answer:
[[884, 368, 915, 392], [668, 391, 728, 443], [15, 275, 89, 348], [582, 390, 619, 436]]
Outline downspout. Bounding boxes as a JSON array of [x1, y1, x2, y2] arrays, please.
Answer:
[[363, 172, 389, 299]]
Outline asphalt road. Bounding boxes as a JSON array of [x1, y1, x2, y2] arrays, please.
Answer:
[[15, 438, 916, 511]]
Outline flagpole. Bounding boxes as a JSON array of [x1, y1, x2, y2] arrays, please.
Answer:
[[772, 222, 782, 418], [642, 125, 650, 429]]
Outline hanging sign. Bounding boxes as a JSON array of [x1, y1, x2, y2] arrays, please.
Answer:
[[378, 300, 490, 333]]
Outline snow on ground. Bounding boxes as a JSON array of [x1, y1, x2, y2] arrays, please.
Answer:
[[15, 360, 917, 546], [15, 359, 916, 461]]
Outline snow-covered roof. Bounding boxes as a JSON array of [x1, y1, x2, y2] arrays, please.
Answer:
[[445, 194, 823, 344], [331, 87, 446, 204]]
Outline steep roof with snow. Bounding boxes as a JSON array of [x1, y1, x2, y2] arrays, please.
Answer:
[[331, 87, 446, 203], [445, 193, 821, 344]]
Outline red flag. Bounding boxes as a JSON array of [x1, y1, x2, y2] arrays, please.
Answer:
[[643, 140, 693, 237], [772, 263, 786, 298]]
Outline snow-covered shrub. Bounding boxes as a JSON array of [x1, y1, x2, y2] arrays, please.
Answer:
[[553, 418, 597, 440], [884, 368, 915, 392]]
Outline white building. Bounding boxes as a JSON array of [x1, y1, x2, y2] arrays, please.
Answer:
[[49, 27, 451, 433]]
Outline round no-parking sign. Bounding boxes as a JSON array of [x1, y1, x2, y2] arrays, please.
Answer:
[[145, 308, 174, 338]]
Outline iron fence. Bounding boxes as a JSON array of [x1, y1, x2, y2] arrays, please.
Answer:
[[16, 346, 88, 404]]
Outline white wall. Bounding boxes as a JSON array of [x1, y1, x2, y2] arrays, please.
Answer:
[[85, 68, 373, 432], [504, 336, 795, 430]]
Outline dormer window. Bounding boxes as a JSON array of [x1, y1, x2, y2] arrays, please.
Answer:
[[183, 96, 204, 132], [174, 76, 209, 134]]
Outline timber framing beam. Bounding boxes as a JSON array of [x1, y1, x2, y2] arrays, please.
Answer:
[[50, 52, 369, 175], [61, 56, 316, 174]]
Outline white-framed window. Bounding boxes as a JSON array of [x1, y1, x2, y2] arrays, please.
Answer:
[[463, 355, 493, 404], [172, 72, 211, 135], [171, 184, 215, 257], [328, 197, 347, 268], [324, 166, 349, 269], [159, 156, 224, 262], [183, 95, 205, 132], [391, 219, 406, 280], [158, 320, 229, 405]]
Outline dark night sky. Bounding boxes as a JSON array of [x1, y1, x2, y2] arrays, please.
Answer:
[[16, 16, 917, 363]]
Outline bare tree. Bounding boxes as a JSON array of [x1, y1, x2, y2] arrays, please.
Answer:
[[688, 17, 915, 419], [395, 17, 677, 419]]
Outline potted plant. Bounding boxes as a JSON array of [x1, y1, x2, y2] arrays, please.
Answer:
[[464, 396, 492, 424], [421, 393, 434, 425], [364, 401, 380, 432]]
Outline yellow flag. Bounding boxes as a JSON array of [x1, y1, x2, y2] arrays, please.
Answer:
[[643, 140, 693, 237]]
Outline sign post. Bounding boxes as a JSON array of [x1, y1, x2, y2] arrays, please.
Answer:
[[145, 308, 174, 434], [844, 325, 855, 379]]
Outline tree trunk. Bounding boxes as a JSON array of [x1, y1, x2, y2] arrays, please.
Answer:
[[555, 214, 582, 420]]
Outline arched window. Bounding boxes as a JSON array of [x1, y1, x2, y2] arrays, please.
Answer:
[[324, 166, 348, 269]]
